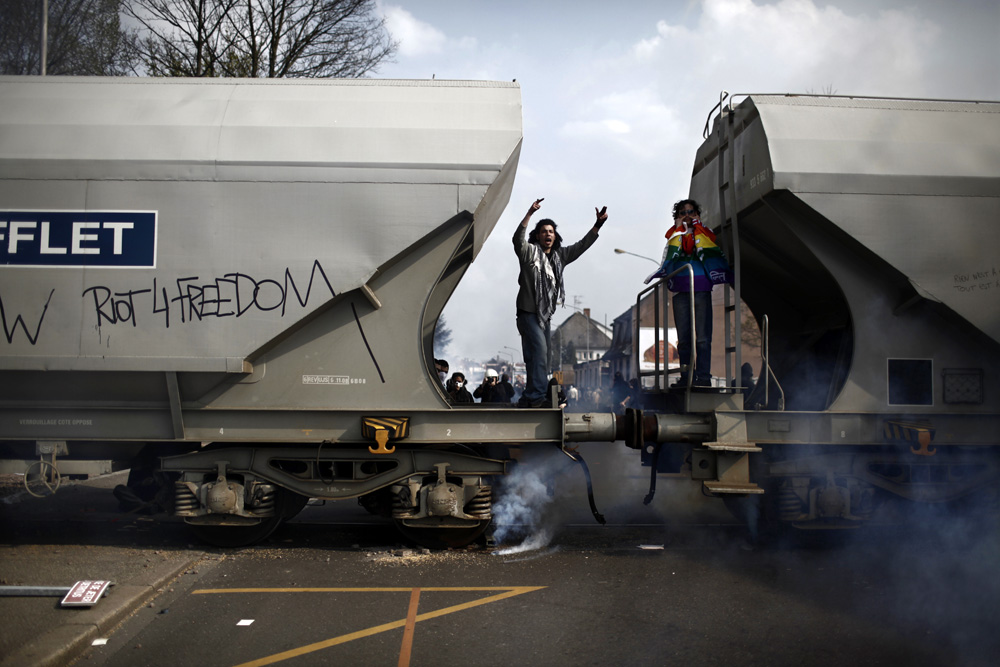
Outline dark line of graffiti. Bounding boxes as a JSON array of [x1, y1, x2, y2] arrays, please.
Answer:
[[82, 260, 336, 330], [81, 286, 151, 328], [352, 300, 385, 383], [0, 288, 55, 345]]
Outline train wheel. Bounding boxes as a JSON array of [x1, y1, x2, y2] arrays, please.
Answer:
[[358, 488, 394, 517], [391, 443, 495, 548], [394, 519, 491, 550], [187, 489, 307, 548], [188, 515, 285, 548], [282, 492, 311, 521]]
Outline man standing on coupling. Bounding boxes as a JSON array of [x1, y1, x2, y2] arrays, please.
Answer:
[[513, 198, 608, 407]]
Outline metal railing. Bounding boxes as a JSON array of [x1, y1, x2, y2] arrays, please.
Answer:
[[635, 264, 695, 411], [759, 314, 785, 410]]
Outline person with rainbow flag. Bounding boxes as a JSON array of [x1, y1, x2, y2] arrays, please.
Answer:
[[644, 199, 732, 387]]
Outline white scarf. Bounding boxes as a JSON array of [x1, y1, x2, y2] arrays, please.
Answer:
[[531, 244, 563, 325]]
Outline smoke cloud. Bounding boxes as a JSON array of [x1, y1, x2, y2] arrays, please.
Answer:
[[490, 450, 569, 554]]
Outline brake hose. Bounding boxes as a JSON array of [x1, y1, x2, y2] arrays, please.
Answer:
[[561, 448, 606, 525], [643, 443, 663, 505]]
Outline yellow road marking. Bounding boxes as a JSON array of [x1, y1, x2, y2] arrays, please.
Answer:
[[398, 588, 421, 667], [190, 586, 546, 667], [193, 586, 538, 594]]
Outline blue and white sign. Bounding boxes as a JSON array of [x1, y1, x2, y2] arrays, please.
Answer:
[[0, 211, 157, 268]]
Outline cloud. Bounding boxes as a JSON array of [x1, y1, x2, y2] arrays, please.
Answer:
[[561, 118, 630, 137], [631, 19, 690, 61], [630, 0, 941, 97], [380, 3, 450, 57], [557, 88, 688, 159], [555, 0, 945, 166]]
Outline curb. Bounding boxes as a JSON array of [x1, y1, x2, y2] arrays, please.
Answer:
[[0, 554, 203, 667]]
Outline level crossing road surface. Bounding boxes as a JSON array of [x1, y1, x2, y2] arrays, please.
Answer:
[[1, 443, 998, 667]]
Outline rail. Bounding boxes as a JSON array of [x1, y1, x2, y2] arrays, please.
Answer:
[[760, 314, 785, 410], [635, 264, 695, 411]]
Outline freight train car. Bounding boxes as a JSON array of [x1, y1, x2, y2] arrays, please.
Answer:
[[634, 94, 1000, 534], [3, 77, 683, 548], [0, 76, 539, 546]]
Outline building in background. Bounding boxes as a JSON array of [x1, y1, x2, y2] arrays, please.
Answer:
[[603, 290, 762, 388], [551, 308, 611, 388]]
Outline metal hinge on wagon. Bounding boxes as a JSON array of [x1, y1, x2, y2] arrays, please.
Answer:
[[361, 417, 410, 454]]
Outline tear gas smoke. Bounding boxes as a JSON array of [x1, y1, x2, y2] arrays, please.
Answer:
[[493, 529, 555, 556], [491, 453, 564, 554]]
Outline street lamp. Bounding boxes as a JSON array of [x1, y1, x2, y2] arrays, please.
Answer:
[[614, 248, 659, 265]]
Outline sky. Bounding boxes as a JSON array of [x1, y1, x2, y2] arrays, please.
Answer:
[[372, 0, 1000, 369]]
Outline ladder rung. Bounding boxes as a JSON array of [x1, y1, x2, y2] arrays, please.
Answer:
[[703, 442, 762, 452], [703, 482, 764, 495]]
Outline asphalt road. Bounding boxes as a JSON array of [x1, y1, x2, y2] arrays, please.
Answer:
[[2, 445, 999, 666], [79, 513, 1000, 667]]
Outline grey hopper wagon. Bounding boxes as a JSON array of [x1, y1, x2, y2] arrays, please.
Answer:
[[633, 94, 1000, 533], [0, 76, 592, 546]]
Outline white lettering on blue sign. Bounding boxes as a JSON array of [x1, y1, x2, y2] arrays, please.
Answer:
[[0, 211, 157, 268]]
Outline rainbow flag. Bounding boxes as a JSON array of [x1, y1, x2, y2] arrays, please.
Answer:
[[644, 221, 732, 288]]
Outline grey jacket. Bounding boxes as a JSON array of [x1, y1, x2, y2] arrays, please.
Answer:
[[513, 223, 599, 315]]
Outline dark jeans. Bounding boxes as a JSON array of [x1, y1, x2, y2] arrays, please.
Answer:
[[516, 309, 550, 403], [673, 290, 713, 384]]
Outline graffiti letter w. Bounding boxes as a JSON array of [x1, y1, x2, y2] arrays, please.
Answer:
[[0, 289, 55, 345]]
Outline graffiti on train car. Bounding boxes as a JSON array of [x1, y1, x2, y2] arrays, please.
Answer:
[[81, 259, 337, 328], [0, 288, 54, 344], [952, 267, 1000, 294], [0, 260, 335, 345]]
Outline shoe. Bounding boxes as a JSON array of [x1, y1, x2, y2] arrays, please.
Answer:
[[670, 378, 689, 388], [516, 396, 546, 408]]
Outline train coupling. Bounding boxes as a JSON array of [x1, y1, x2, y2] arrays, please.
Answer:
[[563, 409, 712, 447]]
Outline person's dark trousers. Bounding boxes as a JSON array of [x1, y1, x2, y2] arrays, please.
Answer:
[[516, 309, 550, 404], [672, 290, 713, 385]]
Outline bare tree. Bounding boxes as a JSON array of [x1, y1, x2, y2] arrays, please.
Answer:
[[434, 316, 453, 355], [1, 0, 140, 75], [128, 0, 397, 78], [127, 0, 240, 76], [740, 302, 761, 350]]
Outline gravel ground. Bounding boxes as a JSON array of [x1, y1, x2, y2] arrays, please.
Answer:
[[0, 473, 24, 498]]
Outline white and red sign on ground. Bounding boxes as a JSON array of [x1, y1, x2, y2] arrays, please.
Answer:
[[61, 580, 112, 607]]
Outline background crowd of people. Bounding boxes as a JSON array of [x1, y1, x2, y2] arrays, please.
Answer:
[[436, 356, 643, 413]]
